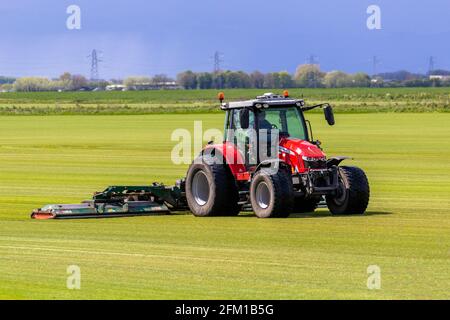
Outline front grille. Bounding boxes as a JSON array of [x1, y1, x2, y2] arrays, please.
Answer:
[[304, 159, 327, 170]]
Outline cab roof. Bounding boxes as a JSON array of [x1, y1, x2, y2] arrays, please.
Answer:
[[220, 92, 305, 110]]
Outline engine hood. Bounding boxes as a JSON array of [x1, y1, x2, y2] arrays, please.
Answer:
[[280, 138, 326, 158]]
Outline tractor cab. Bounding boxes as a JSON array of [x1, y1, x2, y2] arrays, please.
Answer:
[[219, 91, 335, 174]]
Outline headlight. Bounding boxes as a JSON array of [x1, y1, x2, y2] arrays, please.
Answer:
[[302, 156, 327, 169], [302, 156, 326, 162], [279, 146, 296, 155]]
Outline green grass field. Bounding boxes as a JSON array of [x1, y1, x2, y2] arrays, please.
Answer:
[[0, 112, 449, 299], [1, 87, 449, 114]]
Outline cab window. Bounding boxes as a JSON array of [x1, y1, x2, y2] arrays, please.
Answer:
[[257, 107, 306, 140]]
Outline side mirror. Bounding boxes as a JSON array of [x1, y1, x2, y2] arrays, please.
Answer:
[[240, 108, 250, 129], [324, 105, 335, 126]]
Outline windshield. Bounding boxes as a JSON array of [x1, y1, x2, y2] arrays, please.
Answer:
[[256, 107, 307, 140]]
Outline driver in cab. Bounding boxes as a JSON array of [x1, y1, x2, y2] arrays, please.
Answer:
[[257, 110, 274, 130]]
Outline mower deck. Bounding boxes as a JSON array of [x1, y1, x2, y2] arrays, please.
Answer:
[[31, 201, 170, 220], [31, 183, 187, 220]]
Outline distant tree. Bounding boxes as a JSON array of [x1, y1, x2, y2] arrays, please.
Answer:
[[272, 73, 281, 88], [350, 72, 371, 87], [85, 80, 110, 90], [57, 72, 72, 90], [429, 78, 441, 87], [440, 79, 450, 87], [265, 72, 295, 89], [404, 79, 432, 87], [59, 72, 72, 82], [177, 71, 197, 89], [376, 70, 423, 81], [14, 77, 52, 92], [324, 71, 352, 88], [124, 76, 152, 89], [224, 71, 251, 89], [237, 71, 252, 88], [263, 73, 275, 88], [70, 74, 88, 90], [277, 71, 294, 88], [48, 80, 66, 91], [0, 83, 13, 92], [212, 72, 226, 89], [250, 71, 265, 89], [197, 72, 213, 89], [152, 74, 173, 84], [294, 64, 325, 88]]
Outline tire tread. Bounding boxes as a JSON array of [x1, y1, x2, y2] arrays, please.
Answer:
[[327, 166, 370, 215]]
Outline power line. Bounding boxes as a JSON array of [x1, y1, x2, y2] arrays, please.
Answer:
[[87, 49, 102, 80], [428, 56, 436, 74], [213, 51, 224, 73], [372, 56, 381, 75]]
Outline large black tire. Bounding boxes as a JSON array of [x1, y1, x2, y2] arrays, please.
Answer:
[[292, 197, 320, 213], [186, 156, 240, 217], [326, 166, 370, 215], [250, 168, 294, 218]]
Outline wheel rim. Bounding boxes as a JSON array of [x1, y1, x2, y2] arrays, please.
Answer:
[[333, 176, 347, 206], [256, 182, 271, 209], [192, 171, 210, 206]]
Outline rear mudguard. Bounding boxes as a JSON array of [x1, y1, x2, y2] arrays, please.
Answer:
[[201, 142, 248, 180]]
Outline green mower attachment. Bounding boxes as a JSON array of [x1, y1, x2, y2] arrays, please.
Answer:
[[31, 181, 187, 220]]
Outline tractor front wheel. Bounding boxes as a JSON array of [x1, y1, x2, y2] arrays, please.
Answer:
[[250, 168, 294, 218], [326, 166, 370, 215]]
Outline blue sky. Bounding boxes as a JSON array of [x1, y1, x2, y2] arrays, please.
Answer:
[[0, 0, 449, 78]]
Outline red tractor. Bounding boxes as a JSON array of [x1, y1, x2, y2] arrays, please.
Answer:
[[31, 92, 369, 220], [184, 92, 370, 218]]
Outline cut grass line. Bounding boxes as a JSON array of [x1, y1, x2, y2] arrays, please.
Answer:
[[0, 244, 304, 268]]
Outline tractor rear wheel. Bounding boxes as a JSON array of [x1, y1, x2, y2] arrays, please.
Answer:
[[326, 166, 370, 215], [186, 156, 240, 217], [250, 168, 294, 218]]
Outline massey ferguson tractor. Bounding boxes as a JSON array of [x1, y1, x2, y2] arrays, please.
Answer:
[[32, 91, 370, 219]]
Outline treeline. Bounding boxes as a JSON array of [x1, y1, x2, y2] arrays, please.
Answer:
[[0, 73, 109, 92], [374, 69, 450, 87], [0, 73, 176, 92], [2, 65, 450, 93], [177, 65, 371, 89], [177, 65, 450, 89], [123, 74, 174, 87], [177, 70, 294, 89]]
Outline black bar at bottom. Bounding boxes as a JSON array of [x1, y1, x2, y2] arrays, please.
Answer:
[[0, 300, 441, 319]]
